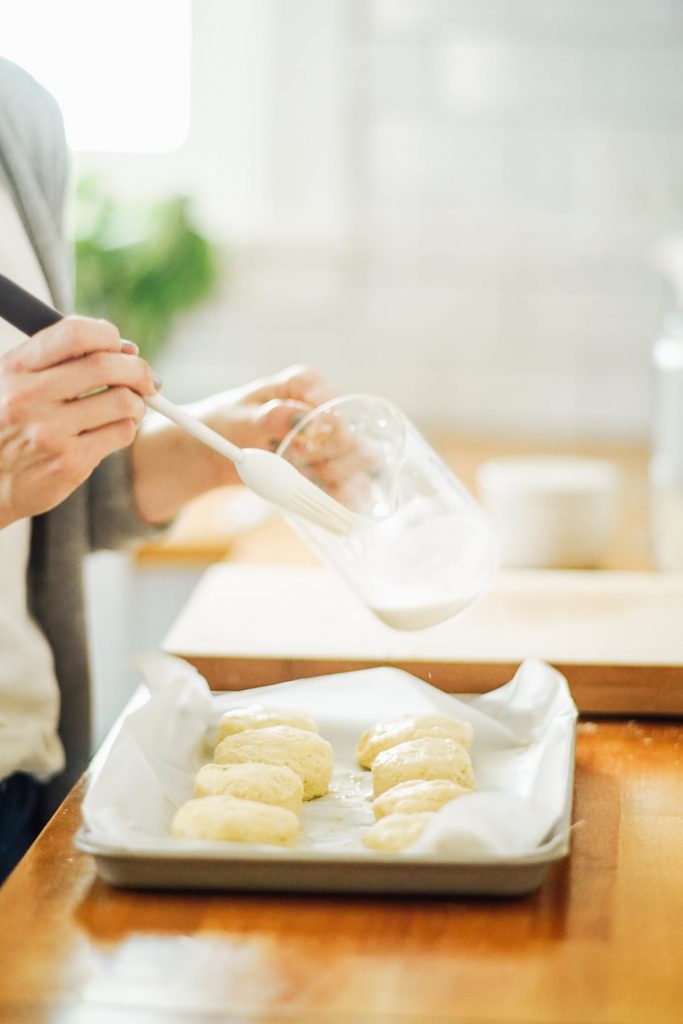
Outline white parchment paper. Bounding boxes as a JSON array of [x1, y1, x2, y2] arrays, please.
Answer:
[[81, 655, 577, 862]]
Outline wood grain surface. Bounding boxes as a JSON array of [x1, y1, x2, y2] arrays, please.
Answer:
[[0, 720, 681, 1023], [163, 564, 683, 715]]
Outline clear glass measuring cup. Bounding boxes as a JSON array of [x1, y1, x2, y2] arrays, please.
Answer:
[[276, 394, 497, 630]]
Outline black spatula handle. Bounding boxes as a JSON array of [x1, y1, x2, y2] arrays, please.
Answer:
[[0, 273, 65, 336]]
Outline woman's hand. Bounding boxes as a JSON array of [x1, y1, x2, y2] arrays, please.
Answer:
[[132, 365, 338, 524], [0, 316, 156, 529], [191, 364, 337, 457]]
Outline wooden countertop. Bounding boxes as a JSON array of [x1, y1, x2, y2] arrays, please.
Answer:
[[1, 719, 682, 1023]]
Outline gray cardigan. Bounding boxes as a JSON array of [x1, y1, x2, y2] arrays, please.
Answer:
[[0, 58, 160, 810]]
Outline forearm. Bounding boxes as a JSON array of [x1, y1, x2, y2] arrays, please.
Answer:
[[130, 403, 239, 524]]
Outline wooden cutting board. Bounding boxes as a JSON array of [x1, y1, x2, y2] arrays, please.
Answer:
[[162, 564, 683, 715]]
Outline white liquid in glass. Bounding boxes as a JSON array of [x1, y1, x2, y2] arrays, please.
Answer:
[[329, 498, 496, 631]]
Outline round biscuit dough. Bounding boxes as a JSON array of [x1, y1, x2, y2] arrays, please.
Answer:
[[356, 714, 473, 769], [193, 762, 304, 814], [372, 778, 471, 820], [214, 725, 333, 800], [371, 737, 475, 797], [363, 812, 435, 852], [216, 704, 319, 743], [171, 795, 300, 847]]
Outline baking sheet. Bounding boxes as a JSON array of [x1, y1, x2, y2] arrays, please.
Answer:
[[76, 656, 577, 896]]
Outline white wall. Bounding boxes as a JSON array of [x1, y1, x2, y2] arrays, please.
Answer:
[[73, 0, 683, 442]]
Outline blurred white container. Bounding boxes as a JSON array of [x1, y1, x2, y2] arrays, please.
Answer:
[[477, 456, 620, 569], [650, 315, 683, 570]]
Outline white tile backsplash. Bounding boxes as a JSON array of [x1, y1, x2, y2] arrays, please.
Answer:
[[152, 0, 683, 443], [437, 40, 583, 118]]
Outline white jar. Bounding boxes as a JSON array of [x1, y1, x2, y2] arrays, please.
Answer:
[[477, 456, 620, 569]]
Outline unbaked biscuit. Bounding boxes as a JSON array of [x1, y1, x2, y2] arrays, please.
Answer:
[[216, 704, 319, 743], [356, 714, 473, 769], [362, 812, 435, 852], [371, 737, 475, 797], [372, 778, 470, 820], [214, 725, 333, 800], [193, 762, 304, 814], [171, 795, 300, 847]]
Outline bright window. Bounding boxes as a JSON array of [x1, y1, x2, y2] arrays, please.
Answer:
[[1, 0, 192, 152]]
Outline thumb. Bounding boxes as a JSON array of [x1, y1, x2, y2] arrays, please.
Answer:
[[255, 399, 311, 451]]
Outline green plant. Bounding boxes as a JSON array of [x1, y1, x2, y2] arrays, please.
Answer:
[[74, 176, 220, 364]]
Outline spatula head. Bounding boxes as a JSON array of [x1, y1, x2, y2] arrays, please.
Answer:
[[237, 448, 356, 535]]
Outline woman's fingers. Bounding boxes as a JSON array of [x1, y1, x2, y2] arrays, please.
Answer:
[[76, 418, 140, 467], [6, 316, 154, 403], [245, 365, 337, 408], [47, 350, 156, 402], [255, 399, 310, 449], [281, 408, 368, 467], [273, 402, 377, 499], [311, 449, 377, 488], [11, 316, 125, 372], [0, 316, 152, 525], [61, 386, 147, 435]]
